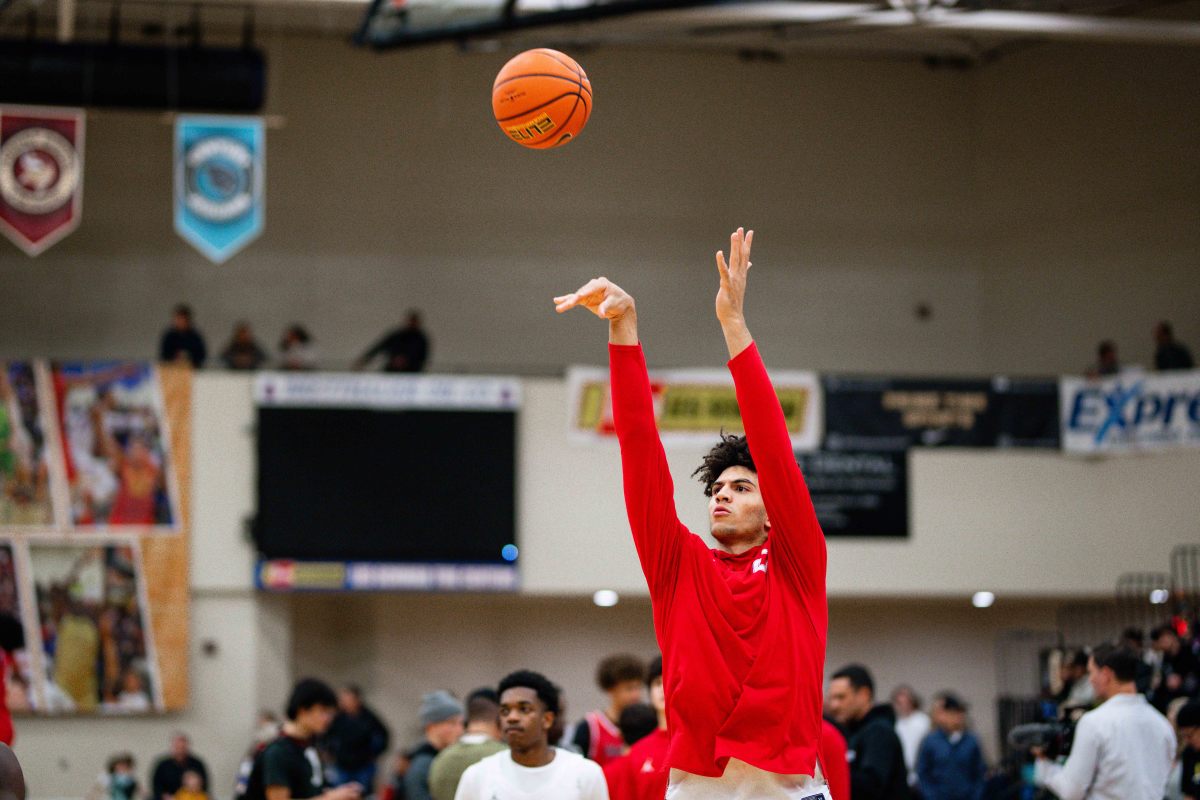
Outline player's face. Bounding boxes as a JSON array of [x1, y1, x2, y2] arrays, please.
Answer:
[[499, 687, 551, 752], [708, 466, 769, 550]]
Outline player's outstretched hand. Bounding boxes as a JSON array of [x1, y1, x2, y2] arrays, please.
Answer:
[[715, 227, 753, 326], [553, 277, 635, 321]]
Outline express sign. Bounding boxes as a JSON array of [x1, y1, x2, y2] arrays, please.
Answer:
[[1061, 371, 1200, 454]]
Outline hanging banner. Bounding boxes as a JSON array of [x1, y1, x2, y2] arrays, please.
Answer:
[[0, 107, 85, 256], [797, 450, 909, 538], [567, 366, 822, 451], [1060, 370, 1200, 455], [174, 116, 264, 264], [823, 375, 1059, 451]]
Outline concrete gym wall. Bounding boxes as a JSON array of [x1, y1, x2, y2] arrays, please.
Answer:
[[1, 38, 1197, 377]]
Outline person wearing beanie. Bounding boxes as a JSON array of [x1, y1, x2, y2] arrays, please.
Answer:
[[405, 691, 464, 800], [1178, 700, 1200, 800], [916, 693, 986, 800]]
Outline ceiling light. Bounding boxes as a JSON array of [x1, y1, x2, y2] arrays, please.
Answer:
[[972, 591, 995, 608], [593, 589, 619, 608]]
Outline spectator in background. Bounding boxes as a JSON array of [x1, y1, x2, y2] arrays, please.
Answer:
[[892, 685, 930, 793], [1176, 700, 1200, 800], [1119, 627, 1154, 695], [820, 719, 851, 800], [326, 685, 390, 792], [405, 690, 464, 800], [357, 311, 430, 373], [1056, 650, 1095, 711], [1033, 644, 1175, 800], [88, 753, 143, 800], [602, 656, 669, 800], [380, 750, 410, 800], [916, 693, 985, 800], [827, 664, 909, 800], [1088, 340, 1120, 378], [571, 654, 645, 767], [1153, 625, 1200, 712], [429, 689, 505, 800], [220, 322, 268, 371], [279, 325, 317, 371], [172, 771, 207, 800], [1154, 322, 1194, 371], [151, 733, 209, 800], [240, 678, 360, 800], [453, 670, 607, 800], [159, 305, 207, 368]]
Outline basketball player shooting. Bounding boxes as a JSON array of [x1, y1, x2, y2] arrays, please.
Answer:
[[554, 228, 829, 800]]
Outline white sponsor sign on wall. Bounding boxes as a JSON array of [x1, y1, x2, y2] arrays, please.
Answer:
[[1060, 370, 1200, 454]]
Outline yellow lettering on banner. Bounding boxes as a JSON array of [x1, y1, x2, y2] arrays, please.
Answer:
[[883, 390, 989, 430], [576, 382, 607, 430], [657, 385, 811, 434], [291, 562, 347, 589]]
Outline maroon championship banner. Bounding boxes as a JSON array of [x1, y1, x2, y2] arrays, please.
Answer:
[[0, 107, 85, 256]]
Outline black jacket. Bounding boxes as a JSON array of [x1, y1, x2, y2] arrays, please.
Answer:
[[325, 707, 391, 770], [845, 704, 910, 800]]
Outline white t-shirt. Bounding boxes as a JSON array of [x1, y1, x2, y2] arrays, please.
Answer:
[[895, 711, 931, 786], [454, 747, 608, 800]]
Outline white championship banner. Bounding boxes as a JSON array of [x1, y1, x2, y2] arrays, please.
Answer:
[[567, 365, 822, 451], [1060, 369, 1200, 455]]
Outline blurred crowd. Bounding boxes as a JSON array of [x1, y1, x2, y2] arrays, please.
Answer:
[[158, 305, 430, 374], [1087, 322, 1194, 377]]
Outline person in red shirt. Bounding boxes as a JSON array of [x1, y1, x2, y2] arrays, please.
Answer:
[[605, 656, 670, 800], [555, 227, 829, 799], [820, 720, 851, 800], [572, 654, 646, 767]]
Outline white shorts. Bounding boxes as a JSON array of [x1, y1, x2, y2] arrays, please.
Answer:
[[665, 759, 831, 800]]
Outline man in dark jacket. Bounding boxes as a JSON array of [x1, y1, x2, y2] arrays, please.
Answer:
[[916, 693, 986, 800], [325, 685, 391, 790], [828, 664, 910, 800]]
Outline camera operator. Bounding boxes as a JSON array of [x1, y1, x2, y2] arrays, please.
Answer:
[[1032, 644, 1175, 800]]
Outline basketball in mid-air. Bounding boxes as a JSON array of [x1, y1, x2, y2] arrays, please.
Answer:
[[492, 49, 592, 149]]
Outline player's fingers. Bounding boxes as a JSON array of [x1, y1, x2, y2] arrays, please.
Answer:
[[730, 230, 742, 273], [744, 230, 754, 269], [715, 251, 729, 281]]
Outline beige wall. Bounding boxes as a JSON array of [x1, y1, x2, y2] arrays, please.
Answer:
[[1, 39, 1197, 377]]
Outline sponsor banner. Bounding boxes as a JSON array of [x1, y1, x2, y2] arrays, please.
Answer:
[[823, 376, 1059, 451], [255, 372, 522, 410], [797, 450, 908, 538], [256, 560, 519, 592], [0, 107, 85, 256], [567, 366, 822, 451], [174, 116, 264, 264], [1061, 370, 1200, 455]]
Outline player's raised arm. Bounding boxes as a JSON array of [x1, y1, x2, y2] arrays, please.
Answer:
[[554, 279, 686, 601], [717, 228, 827, 596]]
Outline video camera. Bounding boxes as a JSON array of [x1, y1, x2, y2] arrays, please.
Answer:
[[1007, 718, 1078, 760]]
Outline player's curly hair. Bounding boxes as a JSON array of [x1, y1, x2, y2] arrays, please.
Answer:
[[498, 670, 561, 717], [692, 433, 756, 496]]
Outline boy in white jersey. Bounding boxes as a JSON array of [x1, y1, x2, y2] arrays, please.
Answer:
[[454, 670, 608, 800]]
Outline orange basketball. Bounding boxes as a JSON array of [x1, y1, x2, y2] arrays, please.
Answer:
[[492, 49, 592, 150]]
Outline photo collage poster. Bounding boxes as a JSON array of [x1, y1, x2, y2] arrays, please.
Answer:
[[0, 360, 191, 715]]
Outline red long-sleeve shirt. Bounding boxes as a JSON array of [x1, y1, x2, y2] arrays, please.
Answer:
[[610, 342, 828, 779]]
